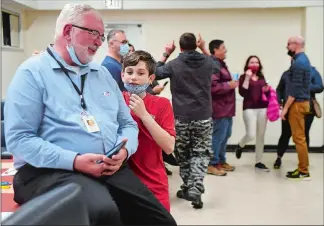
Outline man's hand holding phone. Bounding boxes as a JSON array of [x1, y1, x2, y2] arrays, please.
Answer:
[[73, 139, 128, 177], [100, 138, 128, 176]]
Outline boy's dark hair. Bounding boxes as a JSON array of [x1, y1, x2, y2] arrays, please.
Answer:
[[209, 39, 224, 55], [179, 33, 197, 51], [122, 50, 156, 75]]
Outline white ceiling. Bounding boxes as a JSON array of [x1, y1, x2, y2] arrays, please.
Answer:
[[7, 0, 324, 11]]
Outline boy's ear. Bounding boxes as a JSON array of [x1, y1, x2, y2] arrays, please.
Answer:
[[121, 72, 125, 82], [149, 74, 156, 84]]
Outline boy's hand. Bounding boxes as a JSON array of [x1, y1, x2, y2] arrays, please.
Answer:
[[129, 94, 149, 119]]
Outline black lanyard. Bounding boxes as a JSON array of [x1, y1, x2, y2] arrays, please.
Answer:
[[47, 47, 87, 111]]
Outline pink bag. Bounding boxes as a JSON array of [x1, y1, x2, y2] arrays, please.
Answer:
[[263, 86, 280, 122]]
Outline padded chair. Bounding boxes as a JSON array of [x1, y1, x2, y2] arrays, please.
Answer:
[[1, 100, 12, 159], [2, 183, 89, 225]]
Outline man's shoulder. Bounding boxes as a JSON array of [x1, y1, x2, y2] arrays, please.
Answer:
[[16, 53, 51, 76], [293, 53, 311, 68], [89, 62, 117, 84], [210, 56, 221, 69], [89, 61, 109, 73], [102, 56, 121, 67]]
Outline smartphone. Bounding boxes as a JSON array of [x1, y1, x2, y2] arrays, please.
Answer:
[[96, 140, 127, 164], [163, 81, 169, 87]]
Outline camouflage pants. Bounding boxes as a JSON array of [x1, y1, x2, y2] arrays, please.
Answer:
[[174, 118, 212, 195]]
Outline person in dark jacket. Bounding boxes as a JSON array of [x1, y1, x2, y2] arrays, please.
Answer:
[[198, 37, 237, 176], [274, 63, 324, 169], [155, 33, 213, 209], [281, 35, 312, 180]]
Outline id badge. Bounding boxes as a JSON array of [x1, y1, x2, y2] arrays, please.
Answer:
[[81, 115, 100, 133]]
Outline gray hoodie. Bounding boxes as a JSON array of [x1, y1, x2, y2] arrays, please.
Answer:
[[155, 50, 213, 121]]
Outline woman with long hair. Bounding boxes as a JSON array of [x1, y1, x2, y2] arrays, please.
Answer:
[[235, 55, 270, 171]]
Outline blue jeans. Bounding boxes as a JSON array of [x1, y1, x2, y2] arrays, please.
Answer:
[[209, 117, 233, 166]]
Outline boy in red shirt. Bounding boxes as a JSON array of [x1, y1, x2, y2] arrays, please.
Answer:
[[121, 50, 176, 212]]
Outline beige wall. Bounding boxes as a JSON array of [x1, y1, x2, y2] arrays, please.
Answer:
[[1, 6, 27, 100], [303, 6, 324, 148], [1, 7, 323, 146]]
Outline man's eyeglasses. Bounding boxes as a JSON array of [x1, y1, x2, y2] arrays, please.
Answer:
[[112, 39, 129, 45], [72, 25, 106, 42]]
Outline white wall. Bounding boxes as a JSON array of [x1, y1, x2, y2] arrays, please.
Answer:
[[3, 7, 324, 147]]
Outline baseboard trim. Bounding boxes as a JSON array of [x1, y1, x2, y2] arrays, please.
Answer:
[[227, 145, 324, 153]]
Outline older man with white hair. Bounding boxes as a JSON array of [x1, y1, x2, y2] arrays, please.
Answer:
[[281, 35, 312, 180], [4, 3, 177, 225]]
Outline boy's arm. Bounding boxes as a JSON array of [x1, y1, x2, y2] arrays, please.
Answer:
[[140, 99, 175, 154]]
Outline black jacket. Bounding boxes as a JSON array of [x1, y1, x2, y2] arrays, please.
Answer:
[[155, 50, 213, 121]]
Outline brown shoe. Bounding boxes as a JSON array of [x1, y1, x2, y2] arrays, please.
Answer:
[[207, 165, 227, 176], [220, 163, 235, 172]]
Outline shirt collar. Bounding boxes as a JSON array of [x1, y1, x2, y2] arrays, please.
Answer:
[[46, 44, 101, 73], [211, 55, 227, 67], [293, 52, 304, 60]]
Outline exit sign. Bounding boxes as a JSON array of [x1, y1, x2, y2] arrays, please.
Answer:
[[105, 0, 123, 9]]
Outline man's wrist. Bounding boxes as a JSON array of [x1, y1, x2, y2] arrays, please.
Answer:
[[160, 52, 171, 63], [163, 52, 170, 58], [73, 154, 80, 171]]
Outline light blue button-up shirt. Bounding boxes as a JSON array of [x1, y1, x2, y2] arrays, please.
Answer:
[[4, 45, 138, 170]]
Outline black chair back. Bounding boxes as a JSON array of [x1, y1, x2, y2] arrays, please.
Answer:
[[2, 183, 89, 225]]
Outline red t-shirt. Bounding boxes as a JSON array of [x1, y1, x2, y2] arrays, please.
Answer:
[[122, 92, 176, 212]]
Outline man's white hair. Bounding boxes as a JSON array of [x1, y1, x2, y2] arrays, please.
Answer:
[[54, 3, 97, 39]]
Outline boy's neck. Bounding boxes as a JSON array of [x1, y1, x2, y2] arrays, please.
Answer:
[[138, 92, 146, 99]]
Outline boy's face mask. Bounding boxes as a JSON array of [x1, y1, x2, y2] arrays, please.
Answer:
[[124, 83, 149, 95]]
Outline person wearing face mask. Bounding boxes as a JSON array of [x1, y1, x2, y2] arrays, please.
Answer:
[[274, 57, 323, 170], [121, 50, 176, 212], [280, 36, 312, 180], [235, 55, 270, 171], [102, 29, 130, 91], [4, 4, 177, 225]]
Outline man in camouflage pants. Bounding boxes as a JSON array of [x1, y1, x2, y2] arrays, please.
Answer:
[[155, 33, 213, 209]]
